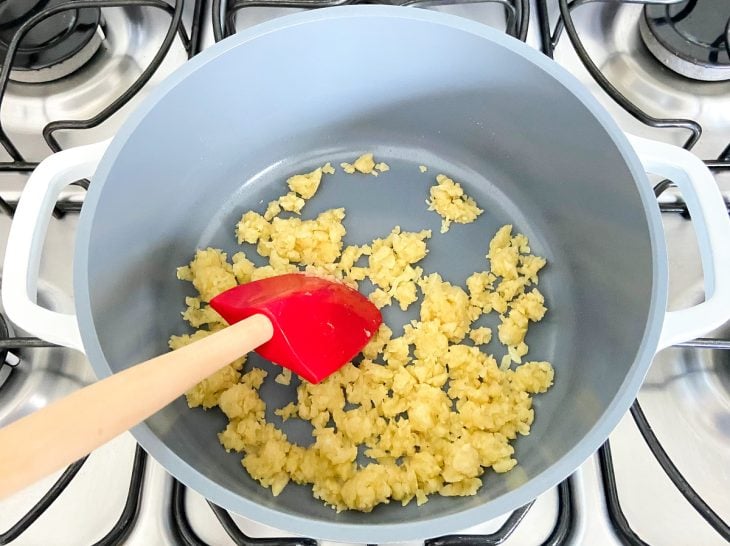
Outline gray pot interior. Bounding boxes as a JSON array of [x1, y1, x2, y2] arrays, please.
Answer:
[[76, 6, 658, 540]]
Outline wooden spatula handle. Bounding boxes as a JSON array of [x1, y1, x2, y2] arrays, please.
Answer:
[[0, 314, 273, 500]]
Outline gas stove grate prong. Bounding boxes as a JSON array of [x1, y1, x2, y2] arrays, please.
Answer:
[[598, 440, 650, 546], [597, 404, 730, 546], [208, 500, 318, 546], [214, 0, 529, 43], [0, 457, 89, 545], [425, 502, 533, 546], [169, 480, 211, 546], [0, 441, 147, 545], [542, 479, 576, 546], [630, 401, 730, 542], [92, 445, 148, 546]]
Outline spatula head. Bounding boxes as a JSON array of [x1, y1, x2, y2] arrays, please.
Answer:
[[209, 273, 382, 383]]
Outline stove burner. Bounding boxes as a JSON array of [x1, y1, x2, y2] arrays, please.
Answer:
[[0, 313, 19, 392], [640, 0, 730, 82], [0, 1, 103, 83]]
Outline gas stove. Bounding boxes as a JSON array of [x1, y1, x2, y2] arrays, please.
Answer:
[[0, 1, 728, 545]]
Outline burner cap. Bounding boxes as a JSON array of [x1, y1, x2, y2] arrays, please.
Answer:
[[640, 0, 730, 82], [0, 1, 102, 83]]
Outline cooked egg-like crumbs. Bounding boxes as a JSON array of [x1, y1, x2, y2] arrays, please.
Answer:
[[419, 165, 428, 173], [353, 153, 375, 174], [469, 327, 492, 345], [176, 248, 236, 303], [275, 369, 292, 385], [236, 212, 270, 245], [368, 227, 431, 311], [171, 159, 553, 513], [427, 174, 483, 233], [266, 192, 305, 218], [341, 153, 386, 176], [256, 209, 347, 268], [287, 166, 323, 199]]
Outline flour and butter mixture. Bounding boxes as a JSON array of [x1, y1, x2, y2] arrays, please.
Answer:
[[169, 153, 554, 512]]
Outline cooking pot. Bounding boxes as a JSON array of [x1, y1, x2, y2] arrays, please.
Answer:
[[4, 6, 730, 543]]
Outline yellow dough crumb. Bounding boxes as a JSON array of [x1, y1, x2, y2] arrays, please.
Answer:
[[275, 369, 292, 386], [176, 248, 237, 303], [427, 174, 483, 233], [171, 160, 552, 513], [340, 153, 385, 176], [236, 211, 270, 245], [277, 192, 306, 215], [419, 165, 428, 173], [287, 167, 323, 199], [469, 327, 492, 345], [368, 227, 431, 311], [353, 153, 375, 174], [418, 273, 474, 343]]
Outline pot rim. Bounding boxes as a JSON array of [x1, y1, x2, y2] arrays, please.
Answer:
[[73, 5, 667, 542]]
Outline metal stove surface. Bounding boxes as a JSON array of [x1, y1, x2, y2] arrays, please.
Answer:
[[0, 1, 728, 545]]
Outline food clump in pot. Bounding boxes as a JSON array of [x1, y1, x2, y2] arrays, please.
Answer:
[[427, 173, 483, 233], [170, 154, 553, 511], [340, 152, 390, 175]]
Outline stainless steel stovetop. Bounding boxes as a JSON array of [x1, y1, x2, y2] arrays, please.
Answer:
[[0, 1, 728, 545]]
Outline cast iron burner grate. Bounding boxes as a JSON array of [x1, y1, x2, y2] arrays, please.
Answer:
[[0, 0, 201, 218], [1, 1, 729, 544], [0, 313, 20, 392], [213, 0, 531, 43], [538, 1, 730, 543], [0, 0, 103, 83], [639, 0, 730, 82]]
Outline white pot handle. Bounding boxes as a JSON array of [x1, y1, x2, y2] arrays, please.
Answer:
[[2, 141, 110, 352], [627, 134, 730, 352]]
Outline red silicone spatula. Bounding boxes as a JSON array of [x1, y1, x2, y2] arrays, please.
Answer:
[[0, 273, 380, 500], [210, 273, 382, 383]]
